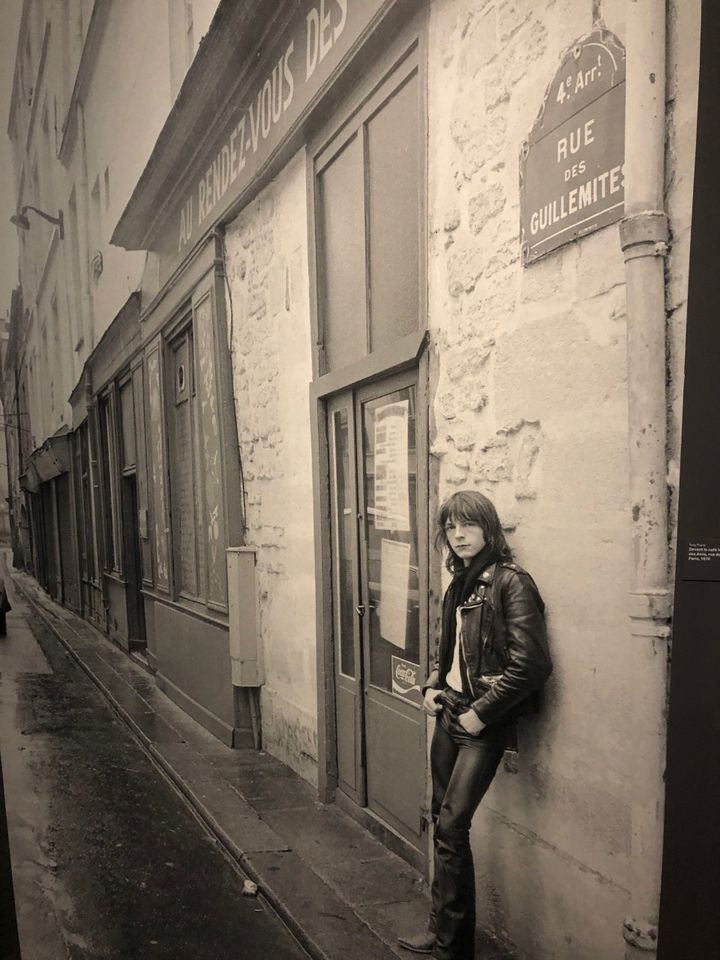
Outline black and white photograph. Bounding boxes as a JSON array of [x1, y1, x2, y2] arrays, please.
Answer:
[[0, 1, 717, 958]]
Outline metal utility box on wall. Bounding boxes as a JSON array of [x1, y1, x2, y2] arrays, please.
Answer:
[[226, 547, 263, 687]]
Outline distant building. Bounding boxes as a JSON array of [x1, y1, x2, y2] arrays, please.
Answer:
[[1, 286, 33, 568], [2, 0, 219, 616], [0, 311, 10, 541], [0, 1, 709, 958]]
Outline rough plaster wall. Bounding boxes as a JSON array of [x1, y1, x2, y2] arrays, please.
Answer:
[[427, 1, 657, 957], [82, 0, 172, 350], [24, 0, 174, 440], [224, 150, 317, 784]]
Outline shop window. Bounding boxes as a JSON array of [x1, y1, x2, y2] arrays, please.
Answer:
[[145, 346, 170, 591], [192, 293, 227, 608], [317, 135, 367, 368], [98, 393, 121, 573], [157, 291, 228, 609], [315, 57, 420, 372], [75, 421, 96, 583], [119, 379, 136, 469], [366, 75, 420, 350], [168, 325, 199, 598]]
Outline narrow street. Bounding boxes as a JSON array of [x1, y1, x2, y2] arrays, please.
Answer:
[[1, 2, 715, 956], [0, 559, 309, 960]]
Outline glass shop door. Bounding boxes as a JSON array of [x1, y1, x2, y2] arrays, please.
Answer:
[[328, 369, 426, 852]]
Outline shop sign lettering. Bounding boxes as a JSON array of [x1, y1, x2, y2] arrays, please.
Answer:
[[520, 31, 626, 264], [175, 0, 377, 261]]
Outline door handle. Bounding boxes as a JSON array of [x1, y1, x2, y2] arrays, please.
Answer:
[[355, 604, 365, 617]]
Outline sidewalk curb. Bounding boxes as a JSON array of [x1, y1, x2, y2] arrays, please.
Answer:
[[8, 571, 399, 960]]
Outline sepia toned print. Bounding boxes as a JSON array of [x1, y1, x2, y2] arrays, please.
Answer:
[[0, 2, 715, 959]]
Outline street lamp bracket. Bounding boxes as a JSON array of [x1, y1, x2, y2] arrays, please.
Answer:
[[10, 205, 64, 239]]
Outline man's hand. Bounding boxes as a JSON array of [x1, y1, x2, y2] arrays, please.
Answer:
[[458, 709, 485, 736], [423, 688, 443, 717]]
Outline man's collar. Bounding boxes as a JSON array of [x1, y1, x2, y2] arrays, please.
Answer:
[[478, 562, 497, 584]]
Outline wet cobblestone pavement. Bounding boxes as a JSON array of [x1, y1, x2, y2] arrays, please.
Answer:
[[0, 563, 309, 960]]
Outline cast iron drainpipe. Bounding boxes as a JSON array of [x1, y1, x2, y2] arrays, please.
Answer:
[[619, 1, 670, 956]]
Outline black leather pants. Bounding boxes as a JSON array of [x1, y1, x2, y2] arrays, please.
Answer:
[[429, 698, 505, 960]]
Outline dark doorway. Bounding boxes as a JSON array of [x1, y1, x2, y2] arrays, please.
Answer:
[[56, 473, 80, 613], [121, 474, 146, 648]]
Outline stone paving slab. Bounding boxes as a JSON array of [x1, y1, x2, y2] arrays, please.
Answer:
[[359, 898, 435, 950], [222, 763, 317, 810], [7, 565, 433, 960], [261, 802, 391, 867], [321, 854, 426, 908], [249, 850, 401, 960], [152, 740, 213, 778]]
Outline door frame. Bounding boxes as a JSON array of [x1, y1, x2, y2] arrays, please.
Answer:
[[306, 4, 429, 869], [355, 368, 428, 851], [326, 390, 365, 806], [310, 335, 430, 870]]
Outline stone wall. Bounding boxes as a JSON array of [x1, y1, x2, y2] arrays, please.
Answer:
[[82, 0, 172, 355], [426, 1, 699, 957], [223, 150, 318, 783]]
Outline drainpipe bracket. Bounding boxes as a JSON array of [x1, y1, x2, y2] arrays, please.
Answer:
[[623, 916, 659, 951], [629, 590, 671, 622], [620, 211, 669, 262], [83, 367, 93, 400], [629, 620, 671, 641]]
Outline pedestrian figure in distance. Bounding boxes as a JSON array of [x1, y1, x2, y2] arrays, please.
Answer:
[[0, 579, 11, 637], [398, 490, 552, 960]]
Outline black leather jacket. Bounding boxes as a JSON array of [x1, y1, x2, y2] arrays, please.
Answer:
[[426, 561, 552, 725]]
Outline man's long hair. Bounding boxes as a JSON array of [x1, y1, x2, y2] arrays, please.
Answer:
[[435, 489, 513, 574]]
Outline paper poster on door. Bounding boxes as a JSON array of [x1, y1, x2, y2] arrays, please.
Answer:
[[379, 538, 411, 649], [373, 400, 410, 531], [392, 656, 423, 705]]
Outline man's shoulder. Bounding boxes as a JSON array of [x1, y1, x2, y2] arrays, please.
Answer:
[[496, 562, 545, 610], [497, 561, 529, 581], [477, 561, 526, 589]]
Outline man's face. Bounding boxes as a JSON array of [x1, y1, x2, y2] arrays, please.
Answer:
[[444, 518, 486, 566]]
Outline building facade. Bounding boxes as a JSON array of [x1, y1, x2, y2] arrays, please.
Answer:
[[1, 0, 220, 637], [1, 1, 706, 958]]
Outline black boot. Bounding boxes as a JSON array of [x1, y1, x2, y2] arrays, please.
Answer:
[[397, 930, 437, 954]]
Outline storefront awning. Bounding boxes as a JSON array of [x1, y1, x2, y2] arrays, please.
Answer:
[[18, 462, 41, 494], [27, 428, 71, 483]]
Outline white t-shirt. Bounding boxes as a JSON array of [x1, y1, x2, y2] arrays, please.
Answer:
[[446, 607, 464, 692]]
